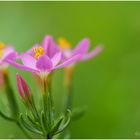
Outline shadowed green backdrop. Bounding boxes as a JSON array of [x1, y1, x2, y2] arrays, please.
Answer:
[[0, 1, 140, 138]]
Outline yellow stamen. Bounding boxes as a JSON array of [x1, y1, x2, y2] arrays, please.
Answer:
[[58, 38, 71, 49], [0, 42, 5, 58], [34, 46, 45, 58]]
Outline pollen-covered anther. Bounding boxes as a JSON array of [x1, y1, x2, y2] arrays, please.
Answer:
[[34, 47, 45, 58]]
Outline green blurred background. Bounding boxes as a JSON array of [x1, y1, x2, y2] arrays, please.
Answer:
[[0, 1, 140, 138]]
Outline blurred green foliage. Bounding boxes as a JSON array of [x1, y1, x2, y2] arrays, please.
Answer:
[[0, 1, 140, 138]]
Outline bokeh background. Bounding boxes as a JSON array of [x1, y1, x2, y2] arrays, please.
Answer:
[[0, 1, 140, 138]]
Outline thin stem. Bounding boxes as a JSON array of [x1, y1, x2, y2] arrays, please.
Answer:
[[4, 72, 19, 118], [47, 133, 51, 139], [28, 96, 47, 136], [43, 76, 48, 117], [48, 73, 54, 122], [64, 67, 74, 114], [42, 74, 54, 138], [62, 67, 74, 139], [64, 82, 73, 113], [42, 76, 50, 133]]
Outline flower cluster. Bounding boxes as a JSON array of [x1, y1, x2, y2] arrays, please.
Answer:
[[0, 35, 103, 139], [5, 35, 103, 76]]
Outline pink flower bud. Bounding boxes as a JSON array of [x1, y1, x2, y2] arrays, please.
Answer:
[[16, 73, 31, 98]]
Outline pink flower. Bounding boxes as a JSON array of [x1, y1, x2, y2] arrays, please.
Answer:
[[58, 38, 103, 65], [0, 42, 17, 69], [0, 42, 17, 87], [6, 35, 82, 76]]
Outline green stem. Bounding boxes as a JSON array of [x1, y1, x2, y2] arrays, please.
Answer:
[[29, 97, 47, 135], [42, 74, 54, 138], [48, 74, 54, 122], [42, 76, 51, 134], [4, 72, 19, 118], [62, 67, 74, 139], [47, 133, 51, 139], [64, 68, 74, 114], [64, 82, 73, 113]]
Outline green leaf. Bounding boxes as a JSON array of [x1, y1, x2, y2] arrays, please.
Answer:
[[26, 113, 36, 126], [50, 116, 64, 137], [41, 110, 48, 131], [19, 114, 43, 136], [40, 111, 47, 135], [4, 74, 19, 118], [26, 113, 42, 131], [46, 92, 54, 128], [0, 110, 15, 122], [54, 110, 71, 136]]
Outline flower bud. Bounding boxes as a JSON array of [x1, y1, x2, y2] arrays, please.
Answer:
[[16, 73, 32, 105]]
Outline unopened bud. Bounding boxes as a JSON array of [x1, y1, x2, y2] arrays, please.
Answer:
[[16, 73, 32, 105]]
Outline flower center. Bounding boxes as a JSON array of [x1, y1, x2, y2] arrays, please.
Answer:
[[34, 47, 45, 58], [0, 42, 5, 58], [58, 38, 71, 49]]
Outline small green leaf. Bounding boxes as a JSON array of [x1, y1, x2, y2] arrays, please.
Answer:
[[40, 111, 47, 135], [26, 113, 42, 132], [26, 113, 36, 126], [46, 92, 54, 128], [50, 116, 64, 137], [54, 110, 71, 135], [19, 114, 43, 136]]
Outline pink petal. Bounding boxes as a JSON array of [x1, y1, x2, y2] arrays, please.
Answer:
[[42, 35, 60, 58], [82, 45, 103, 61], [55, 54, 81, 69], [51, 52, 62, 67], [72, 38, 90, 56], [2, 51, 18, 62], [42, 35, 52, 51], [20, 53, 37, 69], [2, 47, 15, 60], [6, 59, 38, 73], [36, 55, 53, 71]]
